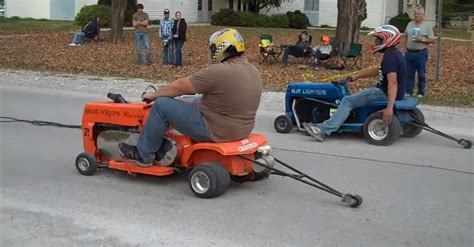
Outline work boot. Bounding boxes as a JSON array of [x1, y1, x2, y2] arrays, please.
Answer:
[[302, 122, 326, 142], [118, 142, 153, 167]]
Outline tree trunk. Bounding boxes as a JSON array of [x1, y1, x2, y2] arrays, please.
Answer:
[[111, 0, 127, 43], [334, 0, 367, 56]]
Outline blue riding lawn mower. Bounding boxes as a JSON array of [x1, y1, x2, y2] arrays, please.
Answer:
[[273, 79, 472, 149]]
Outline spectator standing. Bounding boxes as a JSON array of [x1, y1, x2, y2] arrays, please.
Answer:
[[159, 8, 175, 65], [171, 11, 187, 68], [404, 5, 435, 97], [132, 4, 152, 65]]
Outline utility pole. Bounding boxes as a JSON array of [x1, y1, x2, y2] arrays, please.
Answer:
[[435, 0, 442, 83]]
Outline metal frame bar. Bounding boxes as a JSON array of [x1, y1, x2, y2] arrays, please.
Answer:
[[239, 155, 343, 198]]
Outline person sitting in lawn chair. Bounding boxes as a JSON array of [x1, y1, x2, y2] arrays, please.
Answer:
[[312, 35, 333, 70], [69, 17, 99, 47], [303, 25, 407, 142], [280, 31, 312, 67]]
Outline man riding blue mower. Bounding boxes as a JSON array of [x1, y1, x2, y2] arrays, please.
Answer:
[[274, 25, 472, 149]]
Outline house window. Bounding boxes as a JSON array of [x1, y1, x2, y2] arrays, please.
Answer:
[[198, 0, 202, 11], [304, 0, 319, 11], [238, 0, 241, 11], [208, 0, 213, 11], [229, 0, 234, 10]]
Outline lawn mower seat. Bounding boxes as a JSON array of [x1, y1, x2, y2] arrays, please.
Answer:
[[369, 97, 419, 110]]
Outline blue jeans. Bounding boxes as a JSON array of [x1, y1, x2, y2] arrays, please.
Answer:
[[135, 32, 152, 65], [405, 49, 428, 95], [137, 97, 210, 163], [314, 50, 330, 64], [174, 40, 184, 66], [317, 87, 387, 135], [162, 37, 175, 65], [72, 32, 85, 44], [281, 45, 304, 65]]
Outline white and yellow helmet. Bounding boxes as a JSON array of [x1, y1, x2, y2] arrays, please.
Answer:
[[209, 28, 246, 64]]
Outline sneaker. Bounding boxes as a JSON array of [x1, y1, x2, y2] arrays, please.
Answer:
[[118, 142, 153, 167], [416, 94, 424, 98], [68, 43, 76, 47], [302, 122, 326, 142], [405, 93, 413, 97], [154, 138, 177, 166]]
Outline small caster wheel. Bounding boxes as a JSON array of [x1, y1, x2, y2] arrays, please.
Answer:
[[274, 115, 293, 134], [349, 194, 363, 208], [341, 194, 363, 208], [75, 152, 98, 176], [459, 139, 472, 149]]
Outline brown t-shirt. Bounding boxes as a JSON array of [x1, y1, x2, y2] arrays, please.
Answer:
[[190, 57, 263, 142], [132, 11, 149, 33]]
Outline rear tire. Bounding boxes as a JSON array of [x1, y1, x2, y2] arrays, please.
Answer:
[[188, 162, 230, 198], [363, 111, 401, 146], [274, 115, 293, 133], [402, 108, 424, 138]]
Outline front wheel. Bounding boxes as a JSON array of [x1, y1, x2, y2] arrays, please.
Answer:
[[363, 111, 401, 146], [75, 152, 98, 176], [274, 115, 293, 133]]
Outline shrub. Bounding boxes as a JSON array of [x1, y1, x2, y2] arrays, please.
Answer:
[[268, 14, 289, 28], [389, 12, 411, 33], [150, 19, 160, 25], [286, 10, 309, 29], [8, 16, 22, 20], [75, 4, 111, 27], [211, 8, 240, 26], [98, 0, 137, 27], [211, 9, 288, 28]]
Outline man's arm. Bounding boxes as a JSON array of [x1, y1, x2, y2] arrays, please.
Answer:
[[142, 77, 196, 102], [159, 21, 163, 38], [383, 72, 398, 125], [351, 66, 379, 81]]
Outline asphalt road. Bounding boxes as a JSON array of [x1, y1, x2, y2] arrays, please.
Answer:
[[1, 85, 473, 247]]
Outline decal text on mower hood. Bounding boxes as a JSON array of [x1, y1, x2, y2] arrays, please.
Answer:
[[290, 88, 327, 96], [238, 139, 258, 152]]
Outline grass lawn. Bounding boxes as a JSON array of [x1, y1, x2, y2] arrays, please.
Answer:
[[441, 28, 472, 40], [0, 21, 472, 107], [0, 18, 79, 32]]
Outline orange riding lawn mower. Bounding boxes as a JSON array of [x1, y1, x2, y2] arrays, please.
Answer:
[[75, 89, 363, 208]]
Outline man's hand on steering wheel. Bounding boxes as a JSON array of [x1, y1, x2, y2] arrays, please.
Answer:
[[142, 92, 157, 104]]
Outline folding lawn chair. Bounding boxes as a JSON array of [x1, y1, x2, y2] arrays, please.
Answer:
[[340, 43, 362, 70], [258, 34, 281, 64]]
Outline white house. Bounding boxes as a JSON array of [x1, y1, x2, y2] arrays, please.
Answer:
[[4, 0, 96, 20], [263, 0, 436, 28], [127, 0, 437, 27], [4, 0, 436, 28]]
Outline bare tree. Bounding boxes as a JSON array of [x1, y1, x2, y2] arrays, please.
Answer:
[[110, 0, 127, 43], [334, 0, 367, 55]]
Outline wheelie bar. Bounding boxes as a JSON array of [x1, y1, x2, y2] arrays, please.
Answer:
[[239, 155, 363, 208], [407, 114, 472, 149]]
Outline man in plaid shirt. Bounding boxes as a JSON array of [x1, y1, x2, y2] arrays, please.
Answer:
[[159, 8, 175, 65]]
